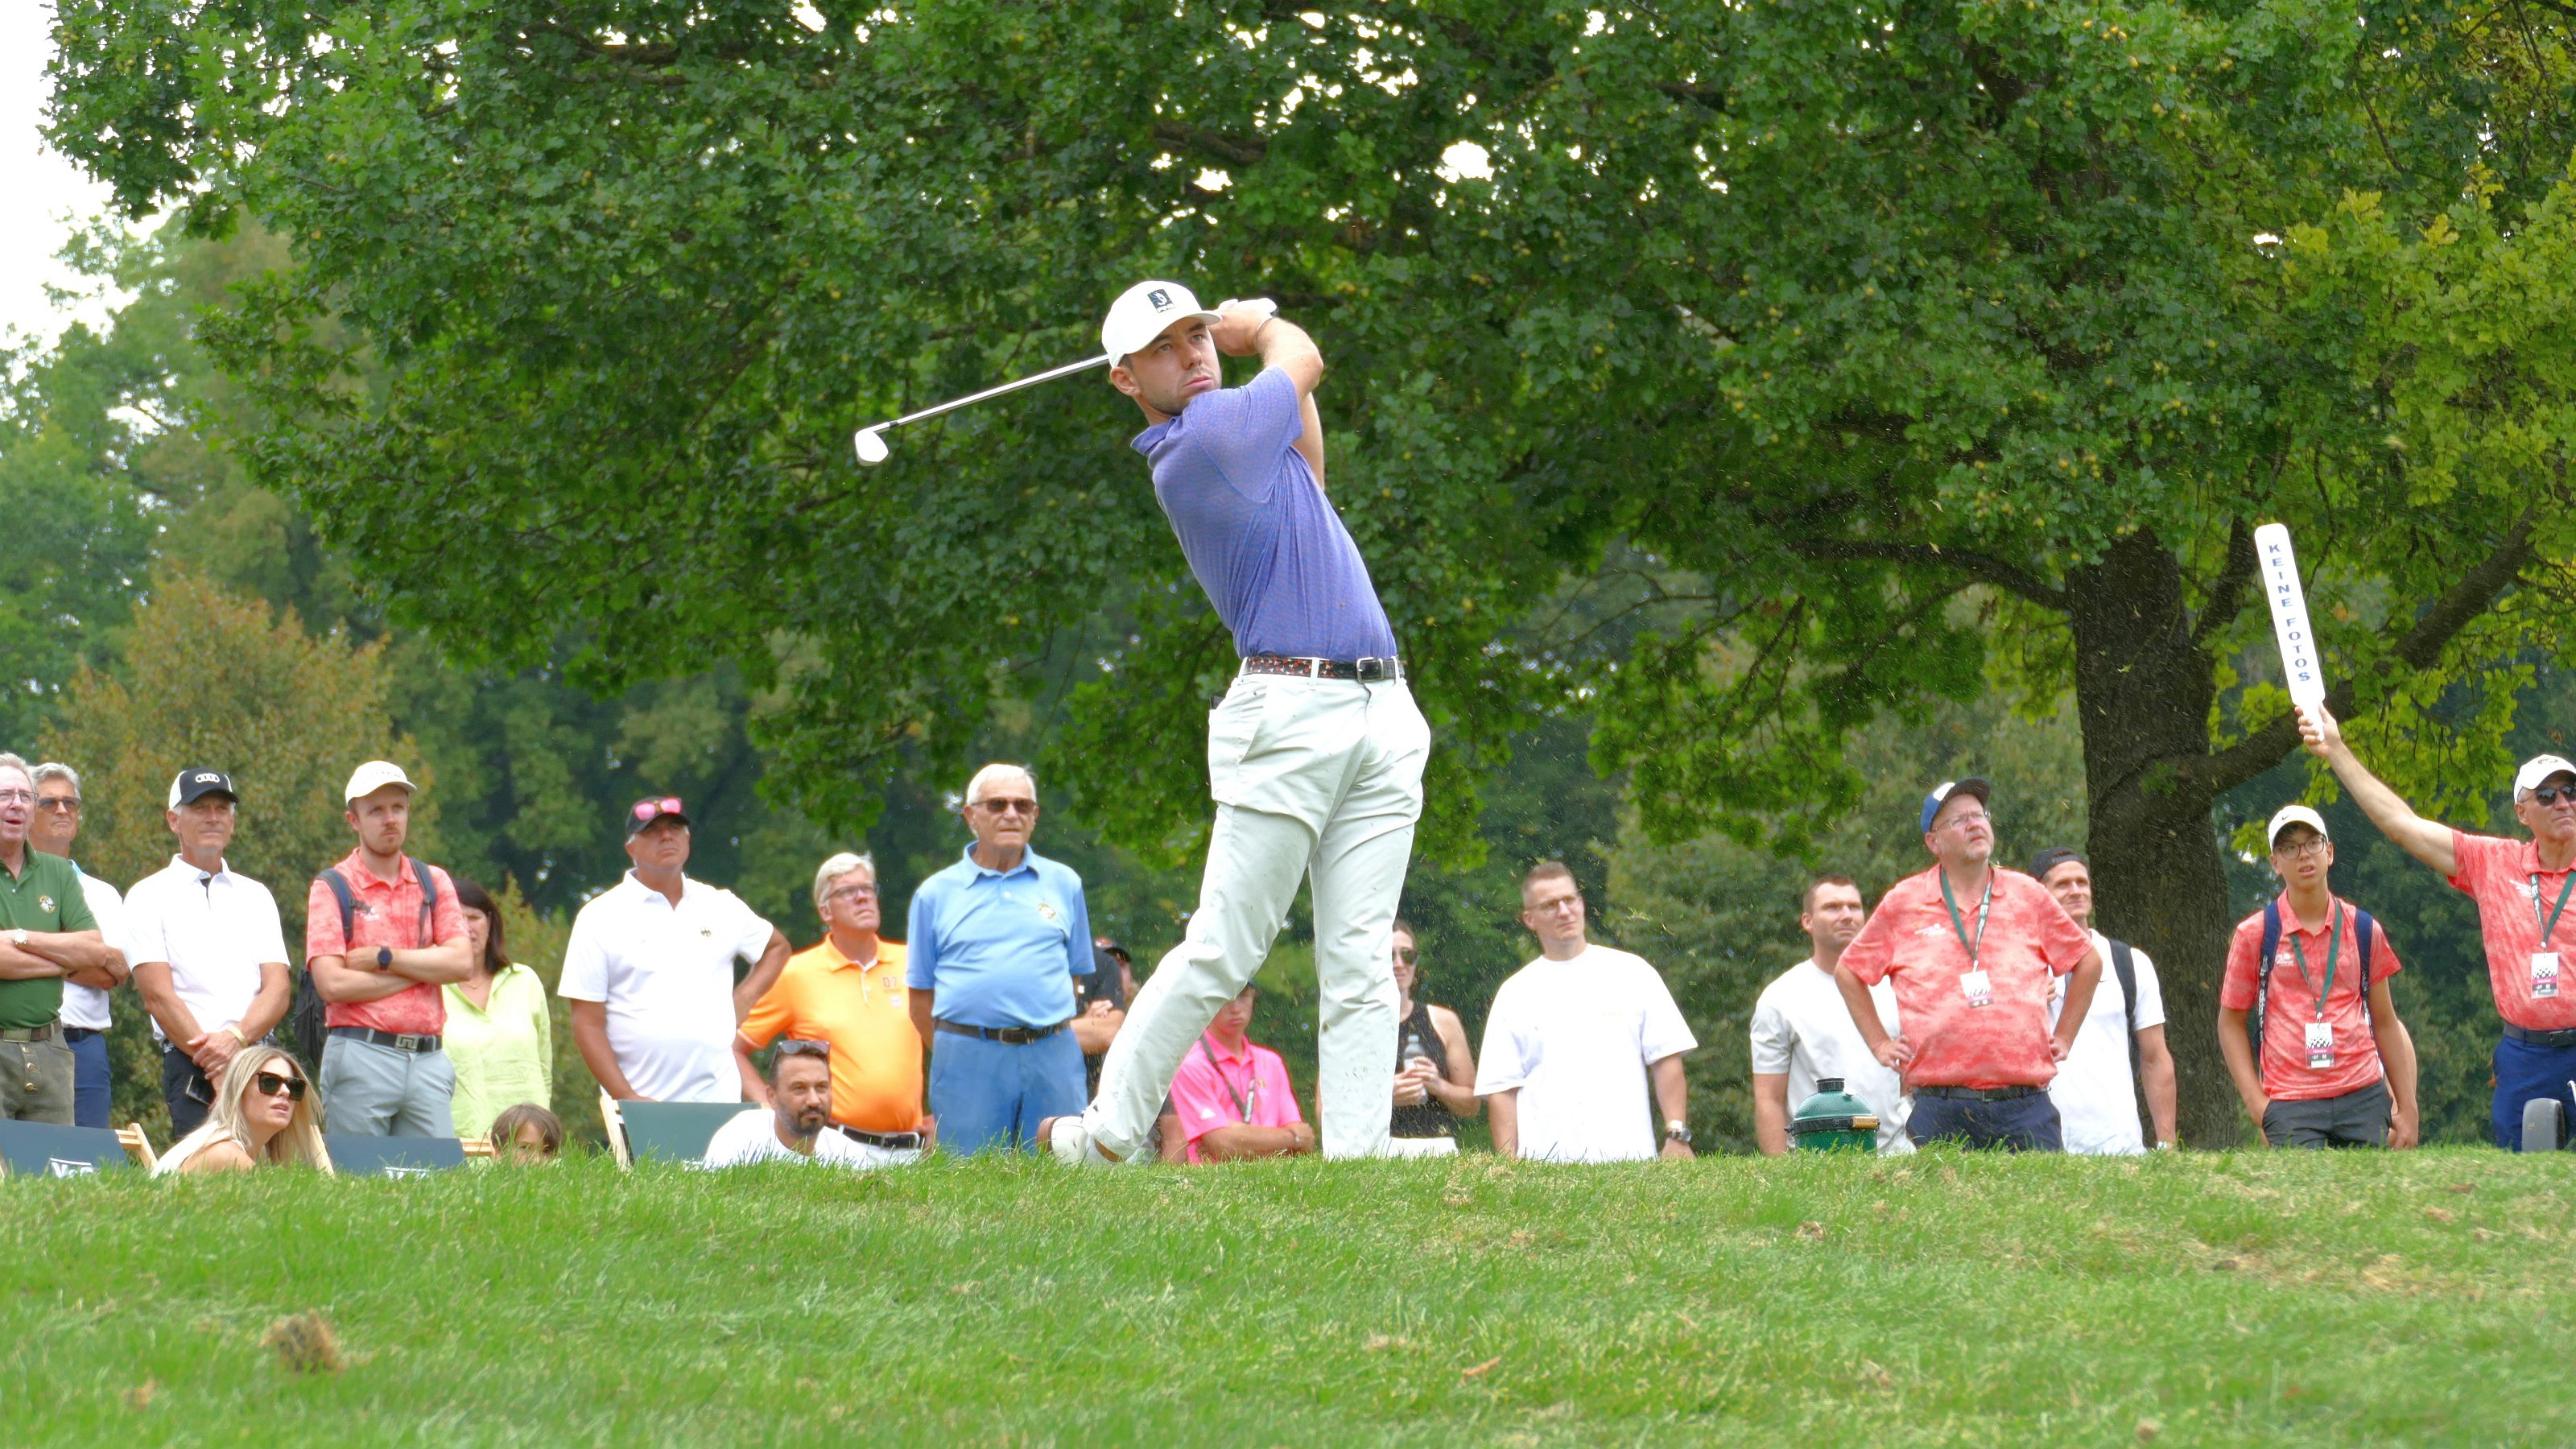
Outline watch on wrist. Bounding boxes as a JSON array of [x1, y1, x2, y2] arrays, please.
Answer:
[[376, 946, 394, 971], [7, 928, 26, 949], [1665, 1121, 1693, 1146]]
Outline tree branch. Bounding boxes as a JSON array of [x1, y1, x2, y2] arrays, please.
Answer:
[[1150, 122, 1268, 168], [2189, 517, 2259, 646], [1786, 536, 2066, 610], [2193, 506, 2541, 796]]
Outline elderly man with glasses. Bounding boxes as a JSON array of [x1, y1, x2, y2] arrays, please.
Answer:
[[906, 764, 1098, 1155], [27, 762, 131, 1128], [733, 851, 931, 1155], [0, 753, 110, 1125], [559, 795, 791, 1104]]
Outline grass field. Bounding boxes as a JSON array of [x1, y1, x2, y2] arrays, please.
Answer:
[[6, 1147, 2565, 1445]]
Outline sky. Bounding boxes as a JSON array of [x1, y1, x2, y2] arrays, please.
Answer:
[[1, 4, 130, 353]]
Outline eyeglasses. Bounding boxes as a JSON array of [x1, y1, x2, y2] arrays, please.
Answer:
[[0, 789, 31, 805], [2273, 838, 2330, 861], [824, 884, 879, 904], [1392, 946, 1418, 964], [971, 798, 1038, 816], [34, 797, 79, 813], [631, 796, 685, 823], [2535, 786, 2576, 807], [776, 1039, 832, 1059], [252, 1071, 307, 1100]]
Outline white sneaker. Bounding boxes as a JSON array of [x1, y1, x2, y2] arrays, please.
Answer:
[[1039, 1114, 1120, 1166]]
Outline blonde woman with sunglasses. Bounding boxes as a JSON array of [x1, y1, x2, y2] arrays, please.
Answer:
[[154, 1044, 333, 1174]]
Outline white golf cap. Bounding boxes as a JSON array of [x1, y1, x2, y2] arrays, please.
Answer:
[[2516, 754, 2576, 798], [1100, 280, 1220, 364], [344, 760, 419, 803], [2267, 804, 2330, 848]]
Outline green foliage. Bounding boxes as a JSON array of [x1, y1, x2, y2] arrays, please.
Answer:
[[10, 1152, 2573, 1441]]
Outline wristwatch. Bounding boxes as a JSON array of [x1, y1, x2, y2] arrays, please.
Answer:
[[1665, 1121, 1693, 1146], [7, 929, 25, 949], [376, 946, 394, 971]]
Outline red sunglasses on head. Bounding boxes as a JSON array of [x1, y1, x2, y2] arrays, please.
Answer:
[[632, 796, 684, 823]]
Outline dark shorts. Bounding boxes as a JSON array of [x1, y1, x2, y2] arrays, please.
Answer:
[[1907, 1090, 2062, 1152], [2264, 1078, 2390, 1149]]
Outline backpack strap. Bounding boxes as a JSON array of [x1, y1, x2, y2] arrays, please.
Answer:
[[320, 868, 356, 943], [2108, 936, 2142, 1102], [407, 857, 439, 941], [2354, 908, 2376, 1032], [2254, 902, 2282, 1090]]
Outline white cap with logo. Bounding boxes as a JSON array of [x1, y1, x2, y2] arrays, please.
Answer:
[[2516, 754, 2576, 799], [1100, 280, 1222, 365], [344, 760, 419, 804], [2266, 804, 2330, 848]]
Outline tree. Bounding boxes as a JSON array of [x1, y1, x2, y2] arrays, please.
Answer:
[[49, 2, 2576, 1138]]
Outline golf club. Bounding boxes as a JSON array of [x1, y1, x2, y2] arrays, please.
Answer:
[[852, 298, 1275, 466]]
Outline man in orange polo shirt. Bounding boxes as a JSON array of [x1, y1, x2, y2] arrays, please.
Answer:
[[734, 850, 927, 1154]]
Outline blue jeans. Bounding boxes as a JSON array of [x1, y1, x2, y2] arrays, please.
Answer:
[[2491, 1037, 2576, 1150], [1908, 1091, 2064, 1151], [930, 1029, 1087, 1155], [64, 1028, 110, 1129]]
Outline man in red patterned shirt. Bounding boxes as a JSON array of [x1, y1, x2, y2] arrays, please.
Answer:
[[305, 762, 473, 1137], [2217, 805, 2418, 1149], [2302, 702, 2576, 1148], [1835, 778, 2102, 1150]]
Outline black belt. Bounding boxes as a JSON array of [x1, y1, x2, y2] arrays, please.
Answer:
[[2504, 1022, 2576, 1050], [833, 1124, 924, 1151], [62, 1026, 101, 1042], [1916, 1084, 2044, 1101], [933, 1018, 1067, 1046], [330, 1026, 443, 1053], [0, 1020, 60, 1043], [1240, 653, 1404, 683]]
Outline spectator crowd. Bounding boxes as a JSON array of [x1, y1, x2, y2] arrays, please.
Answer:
[[4, 692, 2570, 1177]]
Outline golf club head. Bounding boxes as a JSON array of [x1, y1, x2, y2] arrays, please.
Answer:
[[853, 426, 890, 466]]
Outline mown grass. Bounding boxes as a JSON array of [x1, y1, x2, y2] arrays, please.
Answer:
[[5, 1147, 2565, 1445]]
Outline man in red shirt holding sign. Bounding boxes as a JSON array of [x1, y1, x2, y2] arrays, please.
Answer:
[[2216, 805, 2419, 1148], [2301, 702, 2576, 1148], [1835, 778, 2102, 1150]]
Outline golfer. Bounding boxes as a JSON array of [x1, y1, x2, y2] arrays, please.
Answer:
[[1043, 281, 1430, 1165]]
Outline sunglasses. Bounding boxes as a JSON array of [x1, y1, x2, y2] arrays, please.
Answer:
[[1393, 946, 1418, 964], [972, 798, 1038, 816], [2534, 785, 2576, 807], [776, 1038, 832, 1059], [252, 1071, 307, 1100], [631, 796, 685, 824], [34, 797, 80, 813]]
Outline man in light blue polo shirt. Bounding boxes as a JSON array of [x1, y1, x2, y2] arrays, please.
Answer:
[[907, 762, 1096, 1154], [1042, 281, 1431, 1167]]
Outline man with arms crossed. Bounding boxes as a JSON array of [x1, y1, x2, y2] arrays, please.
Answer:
[[1750, 874, 1909, 1154], [23, 760, 126, 1128], [0, 753, 110, 1125], [1476, 862, 1697, 1162], [1046, 283, 1430, 1166], [127, 768, 293, 1137], [2025, 846, 2178, 1154], [1836, 779, 2103, 1151]]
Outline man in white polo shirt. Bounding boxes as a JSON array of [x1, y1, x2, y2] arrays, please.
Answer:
[[1476, 861, 1698, 1162], [2027, 846, 2178, 1154], [1750, 874, 1910, 1154], [560, 795, 791, 1103], [125, 767, 293, 1137]]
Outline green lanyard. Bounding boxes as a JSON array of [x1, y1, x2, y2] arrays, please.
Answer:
[[2532, 872, 2576, 948], [1938, 868, 1993, 974], [2290, 902, 2343, 1020]]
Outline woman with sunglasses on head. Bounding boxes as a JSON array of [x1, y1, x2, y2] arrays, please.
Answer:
[[154, 1043, 333, 1174], [1389, 919, 1478, 1151]]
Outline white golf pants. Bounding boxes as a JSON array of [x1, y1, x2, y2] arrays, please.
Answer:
[[1087, 671, 1430, 1161]]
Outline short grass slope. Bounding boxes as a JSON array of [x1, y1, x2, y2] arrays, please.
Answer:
[[5, 1148, 2563, 1445]]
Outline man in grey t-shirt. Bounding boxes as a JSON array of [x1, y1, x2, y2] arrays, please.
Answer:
[[1042, 281, 1430, 1166]]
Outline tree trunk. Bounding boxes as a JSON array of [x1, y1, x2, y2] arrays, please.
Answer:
[[2062, 531, 2243, 1146]]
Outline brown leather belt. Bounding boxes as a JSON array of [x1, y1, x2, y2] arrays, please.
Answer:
[[1240, 653, 1404, 682], [933, 1018, 1067, 1046]]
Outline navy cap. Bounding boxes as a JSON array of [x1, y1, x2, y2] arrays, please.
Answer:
[[1919, 778, 1992, 834]]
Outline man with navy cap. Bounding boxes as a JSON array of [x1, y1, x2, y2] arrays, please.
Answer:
[[1043, 281, 1430, 1166], [2301, 702, 2575, 1147], [1834, 778, 2103, 1150]]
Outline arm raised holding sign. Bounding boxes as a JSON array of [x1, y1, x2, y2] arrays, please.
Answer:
[[2296, 704, 2459, 877]]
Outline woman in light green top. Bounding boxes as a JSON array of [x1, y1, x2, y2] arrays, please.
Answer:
[[442, 877, 553, 1141]]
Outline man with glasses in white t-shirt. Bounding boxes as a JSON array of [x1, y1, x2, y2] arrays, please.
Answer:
[[1750, 874, 1910, 1154], [1476, 861, 1697, 1163]]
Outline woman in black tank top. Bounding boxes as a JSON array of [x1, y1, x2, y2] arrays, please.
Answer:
[[1389, 921, 1477, 1139]]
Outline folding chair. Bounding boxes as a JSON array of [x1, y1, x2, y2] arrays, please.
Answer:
[[322, 1134, 469, 1178], [0, 1120, 138, 1177], [609, 1097, 746, 1169], [116, 1122, 158, 1170]]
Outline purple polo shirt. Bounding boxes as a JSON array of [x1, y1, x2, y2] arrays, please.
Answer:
[[1132, 367, 1399, 662]]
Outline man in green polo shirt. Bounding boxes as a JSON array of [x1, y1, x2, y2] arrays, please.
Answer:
[[0, 753, 109, 1124]]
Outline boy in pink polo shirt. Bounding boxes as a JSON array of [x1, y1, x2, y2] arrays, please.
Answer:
[[1166, 984, 1314, 1162]]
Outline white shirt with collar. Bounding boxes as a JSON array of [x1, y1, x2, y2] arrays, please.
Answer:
[[122, 856, 290, 1045], [559, 873, 774, 1103], [2046, 927, 2166, 1155], [59, 868, 130, 1031]]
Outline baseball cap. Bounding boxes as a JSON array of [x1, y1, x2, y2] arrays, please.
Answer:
[[2267, 804, 2330, 848], [2516, 754, 2576, 799], [2025, 846, 2087, 881], [625, 795, 690, 837], [1093, 936, 1131, 964], [343, 760, 418, 804], [1919, 778, 1992, 835], [1100, 280, 1221, 365], [167, 768, 237, 809]]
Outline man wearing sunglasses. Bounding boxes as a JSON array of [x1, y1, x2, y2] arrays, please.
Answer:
[[2301, 703, 2576, 1148], [561, 795, 791, 1104], [906, 764, 1097, 1155], [0, 753, 110, 1125], [27, 762, 131, 1129]]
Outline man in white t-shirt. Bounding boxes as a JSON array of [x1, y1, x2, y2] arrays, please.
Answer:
[[560, 795, 791, 1104], [30, 762, 130, 1130], [2027, 847, 2178, 1154], [1475, 861, 1698, 1163], [701, 1040, 920, 1169], [1750, 874, 1911, 1154]]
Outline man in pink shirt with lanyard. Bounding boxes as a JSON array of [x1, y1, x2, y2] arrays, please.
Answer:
[[1166, 983, 1314, 1162], [1835, 778, 2103, 1150], [2301, 703, 2576, 1147]]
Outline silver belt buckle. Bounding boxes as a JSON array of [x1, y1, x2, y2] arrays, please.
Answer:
[[394, 1034, 422, 1051]]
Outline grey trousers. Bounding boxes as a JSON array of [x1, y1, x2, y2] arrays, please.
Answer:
[[320, 1035, 457, 1137], [0, 1035, 75, 1124], [2263, 1079, 2391, 1149]]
